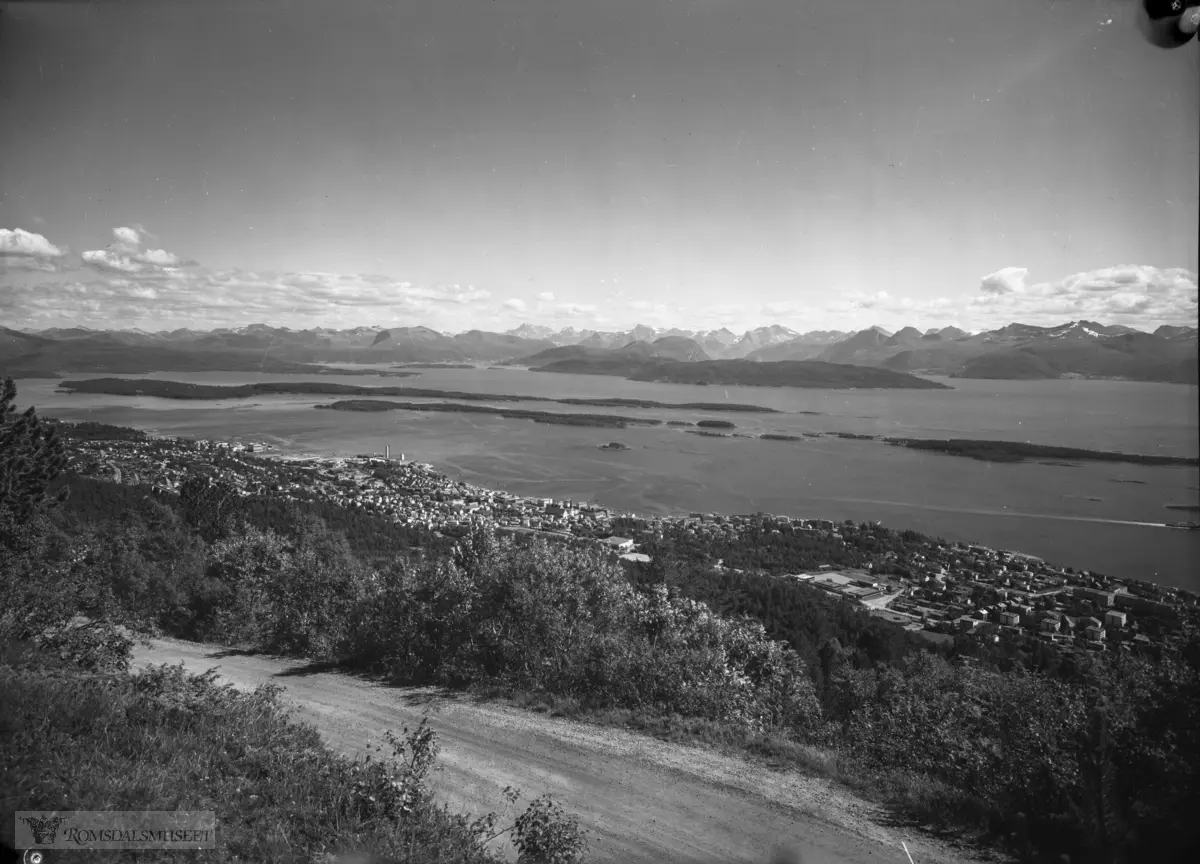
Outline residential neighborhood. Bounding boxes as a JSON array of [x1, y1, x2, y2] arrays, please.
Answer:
[[65, 430, 1198, 663]]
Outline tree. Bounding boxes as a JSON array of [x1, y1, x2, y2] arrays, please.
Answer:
[[179, 473, 243, 541], [0, 377, 70, 545]]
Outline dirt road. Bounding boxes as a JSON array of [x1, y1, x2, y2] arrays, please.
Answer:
[[132, 638, 991, 864]]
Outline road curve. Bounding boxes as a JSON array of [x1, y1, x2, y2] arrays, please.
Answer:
[[132, 638, 989, 864]]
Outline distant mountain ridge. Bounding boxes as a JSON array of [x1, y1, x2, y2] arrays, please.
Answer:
[[1, 319, 1195, 383]]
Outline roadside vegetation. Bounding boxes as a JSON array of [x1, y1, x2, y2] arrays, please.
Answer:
[[3, 377, 1198, 863], [1, 378, 586, 863], [1, 641, 586, 863]]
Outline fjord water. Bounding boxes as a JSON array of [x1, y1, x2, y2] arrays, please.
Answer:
[[19, 368, 1199, 592]]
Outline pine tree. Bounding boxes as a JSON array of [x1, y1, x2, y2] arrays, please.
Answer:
[[0, 377, 70, 543]]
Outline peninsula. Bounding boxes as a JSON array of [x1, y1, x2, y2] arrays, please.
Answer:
[[317, 399, 664, 429]]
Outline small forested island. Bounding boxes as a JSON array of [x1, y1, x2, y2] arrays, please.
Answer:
[[885, 437, 1200, 467], [57, 378, 777, 413], [530, 357, 952, 389], [559, 397, 776, 412], [392, 363, 476, 369], [319, 399, 664, 429], [598, 441, 631, 451], [696, 419, 736, 429], [319, 368, 421, 377], [761, 433, 802, 441]]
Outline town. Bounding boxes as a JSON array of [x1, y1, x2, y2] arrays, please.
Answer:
[[63, 426, 1199, 664]]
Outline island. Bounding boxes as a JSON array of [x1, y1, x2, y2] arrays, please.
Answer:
[[883, 437, 1200, 467], [56, 378, 779, 413], [598, 442, 631, 451], [317, 399, 665, 429], [696, 419, 736, 429], [760, 433, 802, 441], [392, 363, 476, 369], [318, 368, 421, 377], [522, 356, 951, 390]]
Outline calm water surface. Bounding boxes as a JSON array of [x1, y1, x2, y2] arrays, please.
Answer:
[[16, 369, 1200, 591]]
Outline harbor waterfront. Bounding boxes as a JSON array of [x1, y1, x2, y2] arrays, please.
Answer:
[[19, 367, 1199, 592]]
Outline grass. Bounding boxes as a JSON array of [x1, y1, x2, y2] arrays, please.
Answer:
[[0, 639, 509, 864]]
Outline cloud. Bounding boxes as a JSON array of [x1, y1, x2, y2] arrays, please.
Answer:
[[551, 302, 601, 321], [798, 265, 1197, 333], [81, 249, 145, 273], [967, 264, 1197, 327], [0, 227, 66, 271], [80, 226, 190, 274], [7, 265, 499, 331], [136, 247, 181, 266], [113, 226, 141, 246], [10, 223, 1194, 336], [979, 266, 1028, 295]]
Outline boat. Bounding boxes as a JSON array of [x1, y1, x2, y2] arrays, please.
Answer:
[[1165, 521, 1199, 531]]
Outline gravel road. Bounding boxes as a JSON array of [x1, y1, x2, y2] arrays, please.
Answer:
[[132, 638, 996, 864]]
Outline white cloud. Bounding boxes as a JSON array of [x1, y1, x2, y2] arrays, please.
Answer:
[[136, 247, 181, 266], [7, 266, 499, 331], [0, 228, 66, 271], [551, 302, 601, 321], [966, 265, 1197, 328], [80, 225, 190, 274], [800, 265, 1197, 333], [81, 249, 144, 273], [979, 266, 1028, 296], [113, 226, 141, 246], [10, 223, 1195, 335]]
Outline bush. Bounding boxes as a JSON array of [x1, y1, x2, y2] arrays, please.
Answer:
[[339, 528, 823, 737], [1, 655, 589, 863]]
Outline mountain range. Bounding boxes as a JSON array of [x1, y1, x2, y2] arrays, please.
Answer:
[[1, 319, 1195, 384]]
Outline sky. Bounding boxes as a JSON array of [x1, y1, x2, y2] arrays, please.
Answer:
[[1, 0, 1197, 335]]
